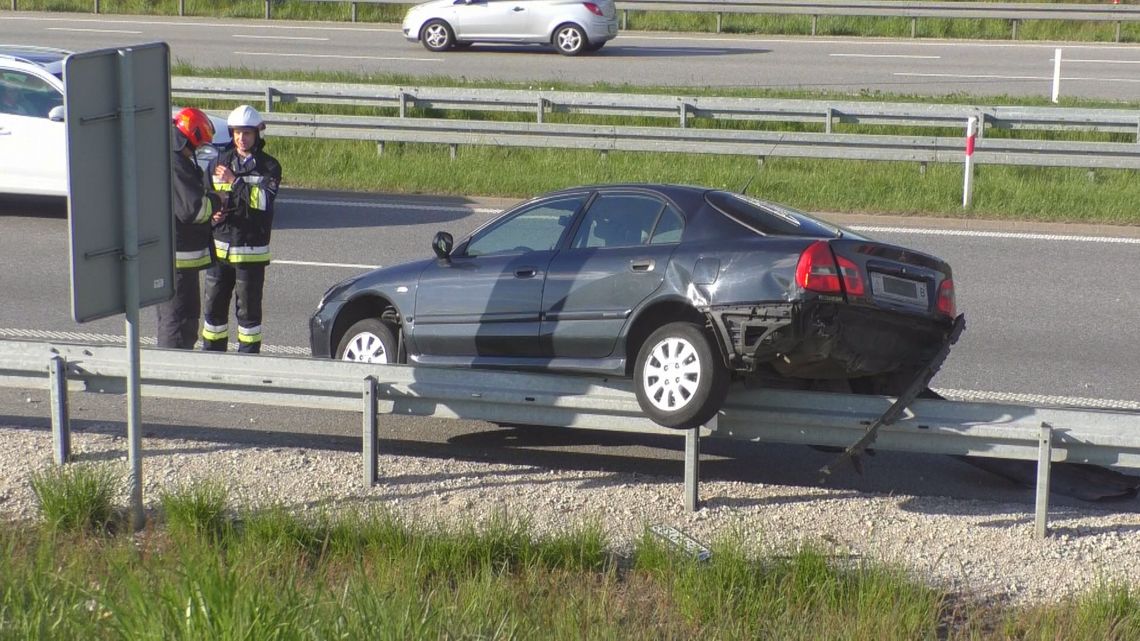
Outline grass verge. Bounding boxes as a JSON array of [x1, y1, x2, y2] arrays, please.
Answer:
[[3, 473, 1140, 639]]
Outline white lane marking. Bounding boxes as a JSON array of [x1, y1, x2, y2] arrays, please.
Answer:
[[894, 72, 1140, 83], [46, 27, 143, 34], [1050, 58, 1140, 65], [279, 197, 502, 215], [278, 198, 1140, 244], [0, 329, 308, 356], [275, 259, 379, 269], [1, 325, 1135, 410], [830, 53, 940, 59], [9, 15, 396, 34], [233, 34, 330, 41], [850, 225, 1140, 244], [620, 33, 1140, 52], [233, 50, 442, 62]]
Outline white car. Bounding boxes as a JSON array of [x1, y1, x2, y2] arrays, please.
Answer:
[[402, 0, 618, 56], [0, 45, 229, 198]]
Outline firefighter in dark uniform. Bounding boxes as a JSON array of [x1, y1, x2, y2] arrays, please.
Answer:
[[201, 104, 282, 354], [157, 107, 220, 349]]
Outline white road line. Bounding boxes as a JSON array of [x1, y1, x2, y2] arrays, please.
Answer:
[[830, 53, 940, 59], [46, 27, 143, 34], [275, 259, 379, 269], [849, 226, 1140, 244], [8, 15, 395, 34], [619, 33, 1139, 51], [233, 51, 442, 62], [232, 34, 330, 41], [894, 72, 1140, 83], [1050, 58, 1140, 65]]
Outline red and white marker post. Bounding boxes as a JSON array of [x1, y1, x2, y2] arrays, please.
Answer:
[[963, 115, 978, 208]]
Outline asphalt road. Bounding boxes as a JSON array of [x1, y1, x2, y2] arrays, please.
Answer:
[[2, 190, 1138, 405], [2, 11, 1140, 100]]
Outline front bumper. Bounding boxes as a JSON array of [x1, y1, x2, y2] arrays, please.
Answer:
[[308, 298, 346, 358]]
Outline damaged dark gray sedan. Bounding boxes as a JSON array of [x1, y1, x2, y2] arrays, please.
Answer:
[[310, 184, 961, 429]]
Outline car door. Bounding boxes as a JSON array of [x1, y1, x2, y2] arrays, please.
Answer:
[[413, 194, 585, 357], [541, 191, 685, 359], [0, 68, 66, 196], [453, 0, 532, 40]]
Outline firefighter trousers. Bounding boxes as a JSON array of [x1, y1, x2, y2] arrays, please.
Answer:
[[155, 268, 201, 349], [202, 262, 266, 353]]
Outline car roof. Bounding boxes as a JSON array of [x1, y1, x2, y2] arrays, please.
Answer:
[[0, 45, 71, 78]]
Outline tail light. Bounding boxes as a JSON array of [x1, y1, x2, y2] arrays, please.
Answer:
[[795, 240, 864, 297], [583, 2, 604, 16], [937, 278, 956, 317]]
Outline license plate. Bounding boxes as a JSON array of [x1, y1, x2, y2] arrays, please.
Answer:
[[871, 272, 927, 307]]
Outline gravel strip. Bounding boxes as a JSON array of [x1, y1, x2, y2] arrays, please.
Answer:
[[2, 421, 1139, 607]]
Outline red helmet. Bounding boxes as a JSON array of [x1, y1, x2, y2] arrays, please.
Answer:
[[173, 107, 215, 149]]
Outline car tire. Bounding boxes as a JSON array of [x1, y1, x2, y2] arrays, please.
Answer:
[[421, 19, 455, 52], [633, 321, 728, 429], [553, 24, 587, 56], [336, 319, 398, 364]]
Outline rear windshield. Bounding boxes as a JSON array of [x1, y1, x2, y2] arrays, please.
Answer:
[[705, 191, 841, 238]]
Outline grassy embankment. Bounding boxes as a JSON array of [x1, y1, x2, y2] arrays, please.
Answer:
[[3, 464, 1138, 640], [169, 62, 1140, 225]]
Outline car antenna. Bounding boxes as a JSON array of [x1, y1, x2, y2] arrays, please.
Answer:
[[738, 174, 757, 196]]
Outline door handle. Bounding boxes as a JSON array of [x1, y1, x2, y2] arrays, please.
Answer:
[[513, 6, 525, 10], [514, 267, 537, 278], [630, 258, 655, 272]]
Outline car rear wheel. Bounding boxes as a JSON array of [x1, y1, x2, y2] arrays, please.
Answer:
[[421, 19, 455, 52], [633, 321, 728, 429], [337, 319, 397, 364], [553, 24, 587, 56]]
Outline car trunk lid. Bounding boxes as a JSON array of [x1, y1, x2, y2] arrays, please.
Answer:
[[827, 239, 955, 319]]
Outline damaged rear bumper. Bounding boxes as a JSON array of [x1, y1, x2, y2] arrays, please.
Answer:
[[706, 300, 956, 381]]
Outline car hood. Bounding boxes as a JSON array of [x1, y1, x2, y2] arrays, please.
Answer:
[[406, 0, 454, 15]]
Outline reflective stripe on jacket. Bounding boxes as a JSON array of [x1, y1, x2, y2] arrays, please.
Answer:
[[172, 149, 218, 271], [210, 141, 282, 266]]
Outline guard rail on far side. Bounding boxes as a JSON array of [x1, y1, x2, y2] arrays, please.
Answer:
[[2, 339, 1139, 538], [170, 77, 1140, 170]]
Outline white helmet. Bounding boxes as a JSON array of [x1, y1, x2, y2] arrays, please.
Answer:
[[227, 104, 264, 130]]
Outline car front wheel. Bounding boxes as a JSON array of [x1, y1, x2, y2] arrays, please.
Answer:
[[421, 19, 455, 52], [553, 24, 587, 56], [337, 319, 398, 364], [633, 321, 728, 429]]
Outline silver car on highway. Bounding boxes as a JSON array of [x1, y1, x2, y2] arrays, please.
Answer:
[[402, 0, 618, 56]]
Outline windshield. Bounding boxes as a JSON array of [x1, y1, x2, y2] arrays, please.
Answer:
[[705, 191, 843, 238]]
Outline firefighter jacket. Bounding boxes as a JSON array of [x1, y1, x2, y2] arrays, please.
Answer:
[[211, 139, 282, 265], [172, 148, 219, 270]]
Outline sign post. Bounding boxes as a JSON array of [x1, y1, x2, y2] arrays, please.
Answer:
[[64, 42, 173, 531]]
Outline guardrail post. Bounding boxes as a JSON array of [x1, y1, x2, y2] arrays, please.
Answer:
[[825, 107, 833, 134], [49, 355, 71, 465], [377, 141, 385, 156], [910, 17, 917, 38], [178, 0, 184, 16], [622, 9, 627, 31], [264, 88, 274, 113], [684, 426, 700, 512], [399, 91, 407, 118], [1035, 423, 1053, 538], [352, 2, 359, 23], [536, 97, 545, 123], [449, 144, 457, 160], [1011, 19, 1019, 40], [1115, 21, 1121, 43], [679, 101, 688, 128], [716, 13, 722, 34], [265, 0, 271, 20], [93, 0, 99, 13], [363, 376, 377, 486], [811, 15, 818, 36]]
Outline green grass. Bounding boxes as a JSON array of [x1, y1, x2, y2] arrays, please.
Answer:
[[13, 0, 1140, 43], [27, 463, 120, 534], [4, 474, 1140, 639]]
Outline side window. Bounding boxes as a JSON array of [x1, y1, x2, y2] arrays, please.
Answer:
[[649, 204, 684, 245], [465, 196, 583, 257], [572, 193, 665, 249], [0, 71, 60, 118]]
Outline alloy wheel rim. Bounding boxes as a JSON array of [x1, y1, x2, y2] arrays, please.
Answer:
[[641, 337, 701, 412], [425, 25, 448, 48], [557, 28, 582, 52], [342, 332, 389, 363]]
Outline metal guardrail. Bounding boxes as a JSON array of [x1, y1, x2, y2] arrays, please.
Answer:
[[3, 339, 1139, 537], [170, 77, 1140, 170]]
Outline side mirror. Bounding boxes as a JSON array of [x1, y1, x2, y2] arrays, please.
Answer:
[[432, 231, 454, 262], [48, 105, 65, 122]]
